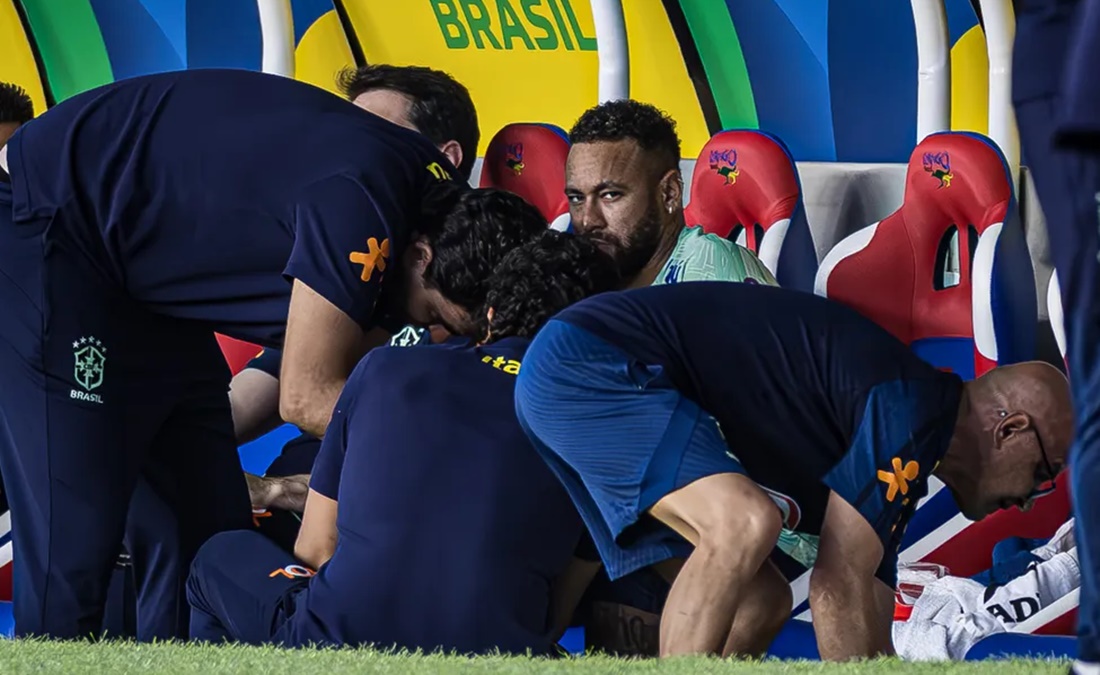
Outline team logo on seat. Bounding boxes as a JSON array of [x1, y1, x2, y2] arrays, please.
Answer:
[[505, 142, 525, 176], [709, 148, 739, 185], [72, 336, 106, 403], [922, 151, 954, 189]]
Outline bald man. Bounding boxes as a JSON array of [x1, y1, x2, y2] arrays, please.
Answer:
[[511, 281, 1071, 661]]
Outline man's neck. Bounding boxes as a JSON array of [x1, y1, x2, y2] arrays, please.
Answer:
[[625, 219, 683, 289], [932, 386, 977, 496]]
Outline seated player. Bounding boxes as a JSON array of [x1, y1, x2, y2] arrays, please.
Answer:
[[0, 81, 33, 151], [513, 281, 1073, 660], [186, 231, 620, 654], [562, 99, 802, 655], [565, 99, 775, 289]]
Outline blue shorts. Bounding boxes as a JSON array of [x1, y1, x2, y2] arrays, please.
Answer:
[[515, 320, 745, 580]]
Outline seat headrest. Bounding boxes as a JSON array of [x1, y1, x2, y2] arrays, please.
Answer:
[[814, 131, 1032, 379], [685, 129, 800, 247], [903, 132, 1013, 237], [479, 123, 570, 225]]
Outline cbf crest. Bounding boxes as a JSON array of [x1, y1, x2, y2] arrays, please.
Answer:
[[709, 148, 739, 185], [72, 336, 106, 403]]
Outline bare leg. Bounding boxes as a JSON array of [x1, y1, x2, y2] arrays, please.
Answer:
[[648, 472, 781, 657], [722, 559, 791, 657]]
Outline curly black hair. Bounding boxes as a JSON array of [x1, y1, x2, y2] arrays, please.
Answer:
[[568, 99, 681, 173], [480, 230, 621, 341], [418, 185, 548, 314], [337, 64, 479, 180], [0, 82, 34, 125]]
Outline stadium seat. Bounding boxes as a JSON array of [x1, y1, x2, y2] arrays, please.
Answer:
[[814, 131, 1036, 380], [0, 507, 9, 603], [479, 123, 571, 232], [684, 129, 818, 291], [215, 334, 263, 377]]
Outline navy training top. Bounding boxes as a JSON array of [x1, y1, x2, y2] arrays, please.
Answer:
[[551, 282, 963, 584], [295, 337, 583, 654], [5, 69, 459, 346]]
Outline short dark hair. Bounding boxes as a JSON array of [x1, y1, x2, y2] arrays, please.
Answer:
[[0, 82, 34, 125], [568, 99, 681, 172], [337, 64, 479, 180], [419, 185, 547, 314], [481, 230, 621, 341]]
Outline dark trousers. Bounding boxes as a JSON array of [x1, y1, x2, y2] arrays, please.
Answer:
[[186, 530, 308, 644], [0, 184, 253, 639], [1015, 0, 1100, 660]]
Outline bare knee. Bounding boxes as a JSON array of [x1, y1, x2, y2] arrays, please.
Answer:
[[651, 473, 784, 560]]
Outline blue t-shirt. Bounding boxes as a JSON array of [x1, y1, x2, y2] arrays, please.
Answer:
[[5, 69, 459, 346], [554, 282, 962, 584], [295, 337, 582, 654]]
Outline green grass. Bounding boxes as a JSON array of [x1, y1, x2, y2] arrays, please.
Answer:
[[0, 641, 1072, 674]]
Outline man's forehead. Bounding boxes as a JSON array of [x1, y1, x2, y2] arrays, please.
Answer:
[[566, 139, 648, 188]]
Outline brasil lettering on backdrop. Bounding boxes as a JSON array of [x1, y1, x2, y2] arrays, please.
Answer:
[[430, 0, 597, 51]]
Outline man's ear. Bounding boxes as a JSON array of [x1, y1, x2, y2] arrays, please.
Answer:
[[438, 140, 464, 179], [408, 238, 433, 275], [996, 411, 1032, 446], [659, 170, 683, 214]]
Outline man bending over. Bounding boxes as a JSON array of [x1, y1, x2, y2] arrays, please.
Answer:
[[514, 281, 1073, 660]]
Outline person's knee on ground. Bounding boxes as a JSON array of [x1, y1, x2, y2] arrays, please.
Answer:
[[648, 472, 783, 657]]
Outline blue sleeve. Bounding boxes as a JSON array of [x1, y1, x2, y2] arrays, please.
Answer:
[[284, 175, 398, 332], [244, 348, 282, 378], [310, 407, 349, 500], [308, 349, 378, 499], [823, 379, 961, 588], [308, 364, 362, 500]]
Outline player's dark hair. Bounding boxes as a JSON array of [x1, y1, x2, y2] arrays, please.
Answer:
[[0, 82, 34, 125], [337, 64, 479, 180], [568, 99, 681, 173], [480, 230, 621, 341], [418, 184, 547, 314]]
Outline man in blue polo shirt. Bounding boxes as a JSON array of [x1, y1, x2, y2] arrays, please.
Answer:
[[0, 68, 543, 640], [186, 231, 620, 653], [514, 281, 1073, 660], [1014, 1, 1100, 671]]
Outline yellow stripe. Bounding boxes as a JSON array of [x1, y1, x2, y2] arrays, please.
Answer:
[[341, 0, 706, 157], [0, 0, 47, 117], [294, 9, 356, 95], [950, 24, 989, 135]]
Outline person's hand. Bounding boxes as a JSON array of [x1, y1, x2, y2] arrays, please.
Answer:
[[244, 473, 311, 512]]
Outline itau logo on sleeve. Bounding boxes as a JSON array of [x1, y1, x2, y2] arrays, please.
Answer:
[[71, 336, 106, 404]]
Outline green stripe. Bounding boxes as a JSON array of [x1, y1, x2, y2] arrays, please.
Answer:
[[18, 0, 113, 103], [678, 0, 757, 129]]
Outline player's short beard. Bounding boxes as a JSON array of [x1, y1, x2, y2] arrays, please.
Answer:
[[601, 203, 665, 282]]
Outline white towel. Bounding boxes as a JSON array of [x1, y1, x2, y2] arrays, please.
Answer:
[[894, 545, 1081, 660]]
